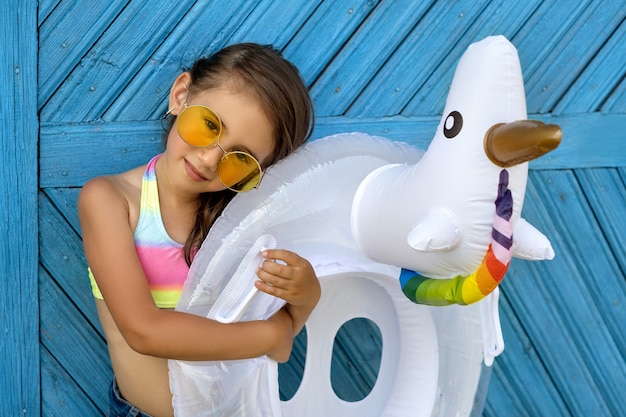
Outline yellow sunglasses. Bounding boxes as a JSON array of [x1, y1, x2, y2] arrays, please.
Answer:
[[177, 104, 263, 192]]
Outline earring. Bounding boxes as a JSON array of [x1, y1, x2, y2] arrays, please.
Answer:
[[161, 106, 177, 132]]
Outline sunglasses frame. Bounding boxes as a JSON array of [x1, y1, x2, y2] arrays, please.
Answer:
[[176, 97, 264, 192]]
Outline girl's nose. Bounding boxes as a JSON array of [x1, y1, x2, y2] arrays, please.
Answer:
[[196, 144, 224, 170]]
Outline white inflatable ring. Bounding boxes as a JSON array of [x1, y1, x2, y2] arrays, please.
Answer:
[[171, 133, 494, 417], [281, 267, 439, 417]]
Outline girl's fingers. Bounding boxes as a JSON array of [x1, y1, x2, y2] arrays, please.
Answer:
[[258, 259, 291, 278], [255, 265, 289, 288], [256, 248, 318, 307], [255, 278, 280, 295], [261, 249, 305, 266]]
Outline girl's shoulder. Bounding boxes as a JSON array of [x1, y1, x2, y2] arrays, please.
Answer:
[[81, 165, 144, 200], [78, 164, 146, 223]]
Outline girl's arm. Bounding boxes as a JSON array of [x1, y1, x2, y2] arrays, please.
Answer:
[[78, 176, 293, 362], [255, 249, 321, 336]]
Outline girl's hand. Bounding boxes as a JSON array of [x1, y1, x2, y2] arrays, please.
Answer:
[[255, 249, 321, 334], [255, 249, 320, 308]]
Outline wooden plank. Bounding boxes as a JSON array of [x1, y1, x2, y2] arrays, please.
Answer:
[[39, 266, 112, 411], [554, 18, 626, 113], [41, 347, 104, 417], [40, 120, 165, 187], [353, 0, 539, 117], [0, 1, 39, 416], [39, 192, 105, 336], [512, 0, 591, 82], [517, 1, 625, 113], [282, 0, 378, 86], [309, 0, 435, 116], [105, 0, 263, 122], [45, 188, 82, 236], [38, 0, 128, 107], [537, 113, 626, 170], [109, 0, 320, 119], [574, 168, 626, 352], [37, 0, 62, 24], [401, 0, 541, 117], [39, 112, 626, 187], [40, 0, 195, 122], [39, 116, 439, 188], [349, 0, 490, 117], [228, 0, 320, 47], [603, 75, 626, 113], [500, 170, 626, 416], [485, 293, 570, 416], [501, 265, 613, 417]]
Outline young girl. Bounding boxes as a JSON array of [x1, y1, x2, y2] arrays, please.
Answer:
[[78, 43, 321, 417]]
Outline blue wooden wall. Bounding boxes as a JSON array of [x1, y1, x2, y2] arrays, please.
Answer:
[[1, 1, 39, 416], [2, 0, 625, 416]]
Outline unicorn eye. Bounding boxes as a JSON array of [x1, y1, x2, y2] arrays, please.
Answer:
[[443, 111, 463, 138]]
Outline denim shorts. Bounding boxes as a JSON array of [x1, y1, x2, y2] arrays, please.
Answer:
[[108, 380, 155, 417]]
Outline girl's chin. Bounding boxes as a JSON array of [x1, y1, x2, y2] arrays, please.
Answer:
[[195, 180, 227, 194]]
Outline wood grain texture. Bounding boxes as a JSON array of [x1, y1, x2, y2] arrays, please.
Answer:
[[38, 113, 626, 187], [41, 347, 104, 417], [16, 1, 626, 415], [0, 1, 40, 416], [490, 170, 626, 416]]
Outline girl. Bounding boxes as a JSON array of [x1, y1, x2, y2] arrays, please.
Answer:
[[78, 43, 321, 417]]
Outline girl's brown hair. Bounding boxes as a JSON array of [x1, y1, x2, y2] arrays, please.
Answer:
[[175, 43, 314, 264]]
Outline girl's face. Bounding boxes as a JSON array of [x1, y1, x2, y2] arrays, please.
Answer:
[[164, 86, 275, 195]]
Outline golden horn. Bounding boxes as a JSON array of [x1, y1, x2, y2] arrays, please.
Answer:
[[484, 120, 562, 168]]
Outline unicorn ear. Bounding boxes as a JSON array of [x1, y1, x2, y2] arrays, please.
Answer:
[[407, 207, 462, 251]]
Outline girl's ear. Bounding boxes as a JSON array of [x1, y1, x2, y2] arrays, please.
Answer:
[[168, 72, 192, 116]]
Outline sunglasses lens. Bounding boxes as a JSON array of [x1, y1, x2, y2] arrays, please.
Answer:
[[218, 152, 262, 192], [178, 105, 261, 192], [177, 105, 221, 147]]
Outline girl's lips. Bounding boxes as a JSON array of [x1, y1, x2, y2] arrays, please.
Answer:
[[184, 160, 209, 182]]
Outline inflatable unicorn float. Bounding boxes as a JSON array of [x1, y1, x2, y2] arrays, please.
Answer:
[[168, 35, 561, 417]]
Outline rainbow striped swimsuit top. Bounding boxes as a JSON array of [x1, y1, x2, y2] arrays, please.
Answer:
[[89, 155, 190, 308]]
